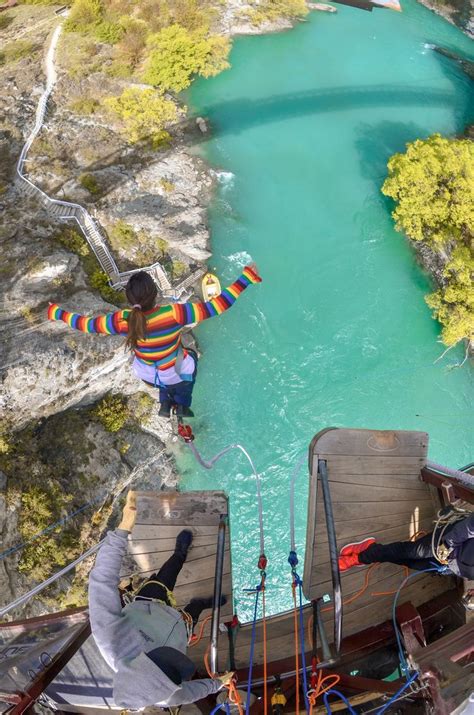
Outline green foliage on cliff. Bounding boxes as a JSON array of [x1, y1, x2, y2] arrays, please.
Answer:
[[104, 87, 178, 146], [92, 394, 129, 432], [143, 24, 230, 92], [54, 227, 124, 305], [79, 172, 101, 195], [382, 134, 474, 245], [382, 134, 474, 348], [0, 40, 39, 65], [246, 0, 309, 25]]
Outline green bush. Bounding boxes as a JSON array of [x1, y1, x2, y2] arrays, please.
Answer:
[[246, 0, 308, 25], [382, 134, 474, 246], [0, 13, 13, 29], [1, 40, 39, 64], [143, 24, 230, 92], [94, 20, 124, 43], [19, 484, 76, 583], [92, 394, 129, 432], [55, 227, 90, 257], [383, 134, 474, 348], [79, 172, 101, 195], [172, 259, 187, 278], [64, 0, 103, 33], [89, 269, 124, 304], [104, 87, 178, 147], [69, 97, 100, 115], [109, 219, 137, 250]]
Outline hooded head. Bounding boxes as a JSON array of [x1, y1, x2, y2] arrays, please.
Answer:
[[113, 647, 196, 709]]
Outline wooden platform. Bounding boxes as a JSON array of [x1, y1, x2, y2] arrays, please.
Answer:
[[301, 428, 452, 643], [129, 491, 233, 638]]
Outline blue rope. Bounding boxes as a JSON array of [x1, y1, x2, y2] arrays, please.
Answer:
[[0, 497, 102, 562], [376, 672, 419, 714], [296, 573, 310, 713], [246, 586, 260, 715], [323, 689, 358, 714], [391, 566, 442, 677]]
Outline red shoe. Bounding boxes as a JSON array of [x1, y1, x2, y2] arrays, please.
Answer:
[[338, 553, 362, 572], [339, 537, 376, 558]]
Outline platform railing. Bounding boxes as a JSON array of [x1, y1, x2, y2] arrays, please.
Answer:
[[210, 514, 227, 674], [318, 459, 343, 658]]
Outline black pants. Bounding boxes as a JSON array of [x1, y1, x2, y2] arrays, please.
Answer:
[[359, 528, 453, 573], [142, 350, 198, 408], [134, 551, 205, 625]]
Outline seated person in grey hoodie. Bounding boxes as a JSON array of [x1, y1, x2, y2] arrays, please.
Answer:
[[88, 491, 233, 710]]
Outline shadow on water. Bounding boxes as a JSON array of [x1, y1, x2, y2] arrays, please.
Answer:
[[354, 119, 427, 188], [198, 85, 462, 134]]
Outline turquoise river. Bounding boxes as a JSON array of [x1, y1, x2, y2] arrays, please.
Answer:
[[177, 0, 474, 619]]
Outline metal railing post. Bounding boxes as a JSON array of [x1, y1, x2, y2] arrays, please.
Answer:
[[318, 459, 342, 654], [210, 515, 227, 675]]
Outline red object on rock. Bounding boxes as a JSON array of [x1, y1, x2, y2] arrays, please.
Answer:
[[178, 424, 194, 442]]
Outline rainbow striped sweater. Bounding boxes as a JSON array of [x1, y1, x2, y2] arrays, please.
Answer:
[[47, 266, 261, 369]]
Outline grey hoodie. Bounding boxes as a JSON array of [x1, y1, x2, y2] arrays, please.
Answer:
[[88, 529, 221, 709]]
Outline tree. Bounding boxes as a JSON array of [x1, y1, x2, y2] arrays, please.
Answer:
[[382, 134, 474, 245], [383, 134, 474, 352], [143, 24, 230, 92], [104, 87, 179, 147]]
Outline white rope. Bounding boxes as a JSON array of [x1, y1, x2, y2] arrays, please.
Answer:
[[289, 453, 306, 554], [185, 440, 265, 558]]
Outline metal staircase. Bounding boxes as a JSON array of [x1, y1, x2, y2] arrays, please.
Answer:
[[16, 22, 203, 300]]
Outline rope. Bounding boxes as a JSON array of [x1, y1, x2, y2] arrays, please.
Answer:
[[391, 566, 442, 677], [178, 427, 265, 560], [289, 454, 307, 554], [189, 614, 212, 647], [245, 587, 260, 715], [0, 497, 101, 562], [322, 689, 358, 714]]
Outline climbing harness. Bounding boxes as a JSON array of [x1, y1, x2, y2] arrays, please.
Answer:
[[431, 505, 469, 565]]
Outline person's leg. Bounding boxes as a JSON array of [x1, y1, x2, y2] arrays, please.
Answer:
[[158, 386, 171, 417], [358, 532, 434, 567], [183, 595, 227, 627], [136, 530, 193, 597]]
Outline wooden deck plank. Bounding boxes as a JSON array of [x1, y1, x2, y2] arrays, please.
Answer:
[[302, 428, 446, 645], [312, 428, 429, 458], [319, 482, 433, 503], [131, 524, 221, 540]]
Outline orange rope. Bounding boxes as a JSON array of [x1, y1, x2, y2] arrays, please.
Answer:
[[189, 614, 212, 647], [262, 583, 268, 715], [292, 580, 300, 715], [204, 642, 244, 715]]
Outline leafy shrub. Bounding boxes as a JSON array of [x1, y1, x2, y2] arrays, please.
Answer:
[[104, 87, 179, 147], [160, 178, 175, 193], [246, 0, 308, 25], [92, 394, 129, 432], [1, 40, 39, 64], [383, 134, 474, 348], [0, 13, 13, 30], [116, 16, 148, 68], [143, 24, 230, 92], [64, 0, 103, 33], [79, 172, 101, 195], [19, 484, 76, 583], [172, 259, 187, 278], [94, 19, 124, 43], [110, 219, 137, 250], [382, 134, 474, 246], [89, 269, 124, 304], [69, 97, 100, 115], [55, 227, 90, 257]]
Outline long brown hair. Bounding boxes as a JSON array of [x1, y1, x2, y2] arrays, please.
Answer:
[[125, 271, 158, 350]]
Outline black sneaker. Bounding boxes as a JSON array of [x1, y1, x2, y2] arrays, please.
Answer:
[[159, 400, 171, 418], [188, 595, 227, 610], [175, 529, 193, 557]]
